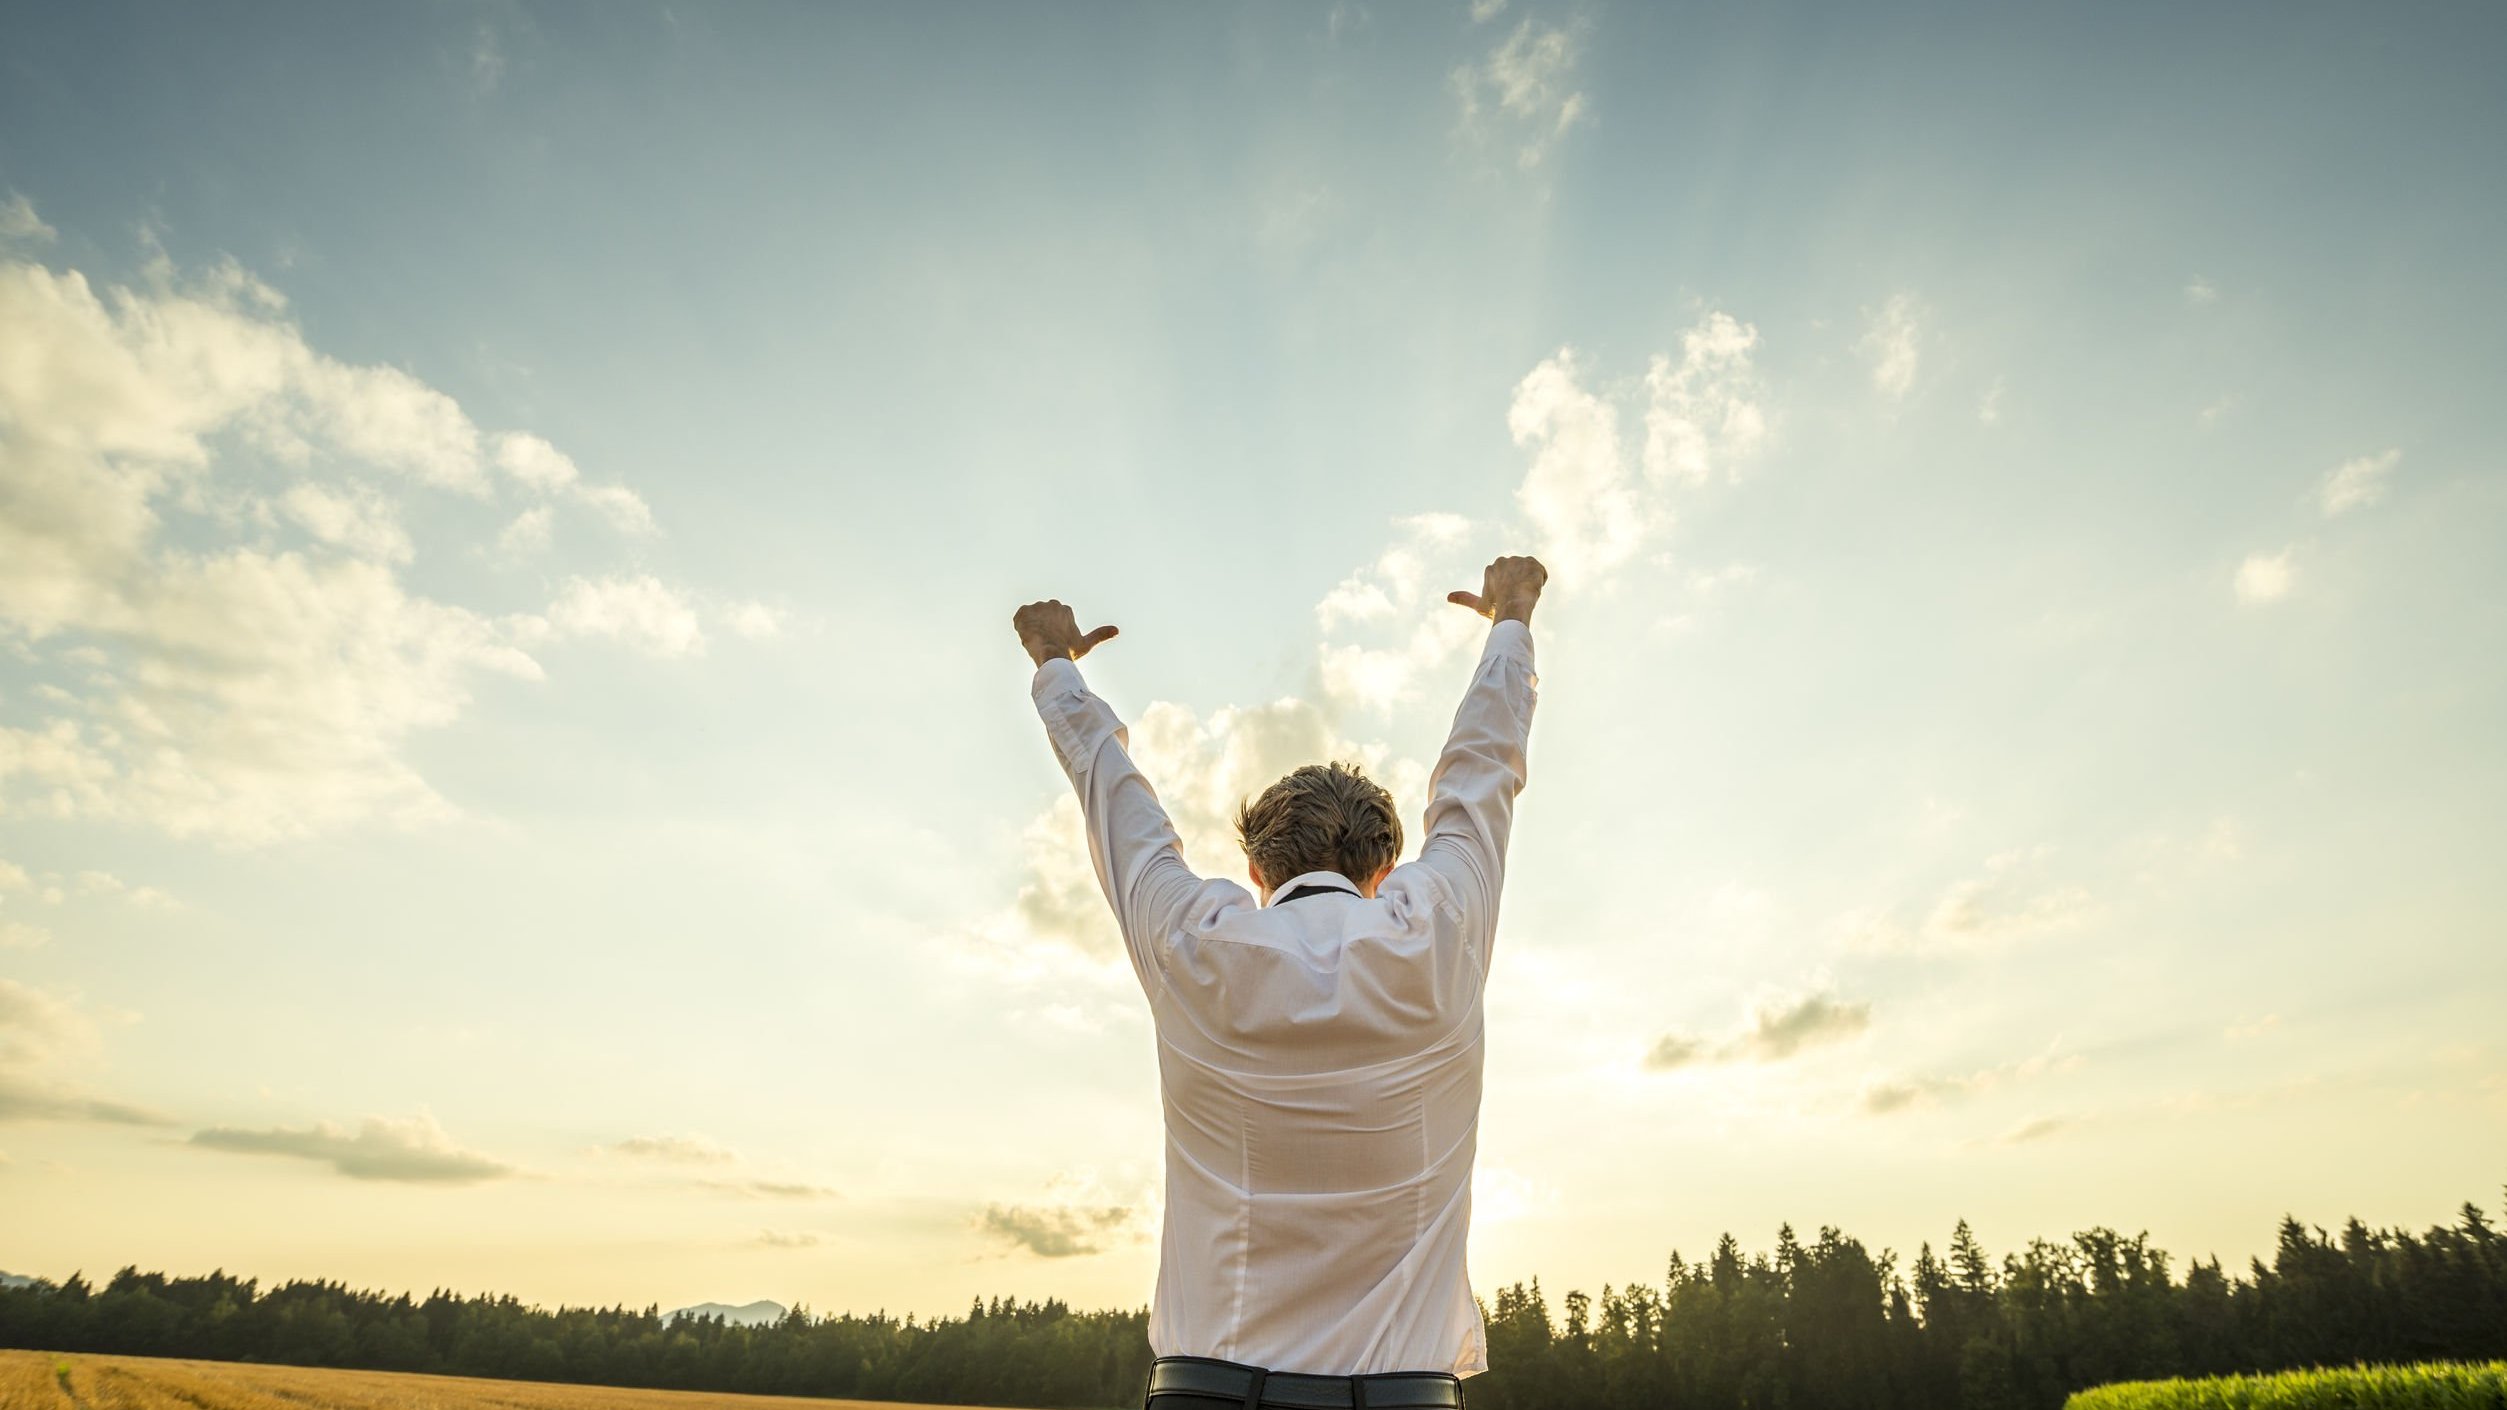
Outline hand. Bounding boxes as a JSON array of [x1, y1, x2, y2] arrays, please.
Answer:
[[1446, 554, 1547, 626], [1012, 599, 1119, 667]]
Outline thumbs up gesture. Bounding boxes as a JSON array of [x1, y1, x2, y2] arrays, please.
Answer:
[[1446, 554, 1547, 626], [1013, 599, 1121, 667]]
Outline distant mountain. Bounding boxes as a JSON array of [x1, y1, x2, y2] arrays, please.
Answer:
[[667, 1299, 786, 1327], [0, 1272, 37, 1290]]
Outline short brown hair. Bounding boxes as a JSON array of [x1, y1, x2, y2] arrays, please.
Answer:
[[1235, 762, 1403, 889]]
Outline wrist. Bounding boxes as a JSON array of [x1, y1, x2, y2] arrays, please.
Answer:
[[1029, 643, 1073, 667], [1493, 598, 1537, 627]]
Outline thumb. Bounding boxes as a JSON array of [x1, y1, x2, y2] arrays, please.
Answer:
[[1076, 624, 1120, 656], [1446, 590, 1486, 614]]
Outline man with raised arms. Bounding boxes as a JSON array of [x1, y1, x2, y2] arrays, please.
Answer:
[[1011, 553, 1546, 1410]]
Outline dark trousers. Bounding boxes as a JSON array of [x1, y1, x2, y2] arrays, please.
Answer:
[[1141, 1362, 1469, 1410], [1143, 1384, 1464, 1394]]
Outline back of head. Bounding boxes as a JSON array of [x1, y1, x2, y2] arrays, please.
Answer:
[[1235, 762, 1403, 890]]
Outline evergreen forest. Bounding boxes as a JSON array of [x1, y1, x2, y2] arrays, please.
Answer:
[[4, 1191, 2501, 1410]]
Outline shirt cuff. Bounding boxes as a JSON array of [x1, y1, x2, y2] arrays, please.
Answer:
[[1030, 654, 1083, 701], [1485, 617, 1535, 668], [1031, 655, 1121, 770]]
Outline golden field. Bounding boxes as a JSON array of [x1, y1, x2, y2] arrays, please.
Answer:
[[0, 1351, 1028, 1410]]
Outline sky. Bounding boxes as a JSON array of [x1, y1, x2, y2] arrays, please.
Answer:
[[3, 0, 2504, 1325]]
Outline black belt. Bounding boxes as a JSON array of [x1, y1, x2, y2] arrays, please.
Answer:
[[1147, 1355, 1464, 1409]]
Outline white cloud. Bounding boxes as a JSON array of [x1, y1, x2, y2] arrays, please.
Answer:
[[1468, 0, 1508, 21], [609, 1132, 738, 1164], [278, 483, 413, 564], [286, 359, 488, 492], [1860, 293, 1922, 400], [1644, 987, 1873, 1071], [1861, 1044, 2083, 1114], [1450, 18, 1589, 169], [755, 1230, 820, 1249], [470, 20, 508, 95], [1008, 696, 1345, 962], [977, 1202, 1139, 1259], [974, 1168, 1154, 1259], [1921, 876, 2091, 947], [2234, 550, 2295, 605], [190, 1111, 511, 1183], [2184, 277, 2220, 305], [1470, 1164, 1559, 1225], [1846, 852, 2093, 955], [1316, 512, 1470, 631], [493, 432, 579, 491], [1732, 991, 1873, 1060], [74, 869, 175, 909], [0, 222, 706, 843], [0, 978, 92, 1072], [1318, 614, 1485, 715], [723, 600, 784, 640], [695, 1177, 842, 1200], [1977, 379, 2005, 425], [975, 681, 1437, 1004], [1641, 312, 1768, 486], [2001, 1114, 2071, 1144], [1510, 350, 1646, 587], [0, 921, 49, 949], [493, 432, 654, 535], [1, 552, 545, 842], [497, 505, 552, 556], [2318, 448, 2400, 517], [544, 575, 706, 657], [577, 482, 656, 536], [0, 193, 55, 246], [0, 977, 166, 1124], [1509, 313, 1770, 589], [1314, 513, 1484, 712]]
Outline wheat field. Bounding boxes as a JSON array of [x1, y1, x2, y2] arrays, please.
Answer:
[[0, 1352, 1033, 1410]]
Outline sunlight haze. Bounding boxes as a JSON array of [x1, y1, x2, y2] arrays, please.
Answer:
[[2, 2, 2503, 1324]]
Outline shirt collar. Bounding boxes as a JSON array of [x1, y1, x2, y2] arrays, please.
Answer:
[[1266, 870, 1363, 905]]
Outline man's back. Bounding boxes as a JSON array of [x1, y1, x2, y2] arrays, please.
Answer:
[[1020, 563, 1542, 1381], [1153, 873, 1498, 1376]]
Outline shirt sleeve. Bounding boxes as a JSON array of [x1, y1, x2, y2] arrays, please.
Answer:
[[1405, 619, 1538, 978], [1030, 657, 1203, 1000]]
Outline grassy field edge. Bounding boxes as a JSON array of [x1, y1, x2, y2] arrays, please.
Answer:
[[2063, 1360, 2507, 1409]]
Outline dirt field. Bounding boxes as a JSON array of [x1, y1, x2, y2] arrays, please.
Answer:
[[0, 1351, 1031, 1410]]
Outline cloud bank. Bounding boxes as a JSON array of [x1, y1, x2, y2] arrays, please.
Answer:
[[0, 209, 737, 844]]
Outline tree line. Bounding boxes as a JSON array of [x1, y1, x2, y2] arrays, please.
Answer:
[[3, 1190, 2500, 1409]]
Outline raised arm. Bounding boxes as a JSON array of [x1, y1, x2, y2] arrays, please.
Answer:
[[1013, 599, 1204, 1000], [1411, 556, 1545, 970]]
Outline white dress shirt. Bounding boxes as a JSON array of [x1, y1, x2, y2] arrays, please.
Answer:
[[1029, 619, 1538, 1378]]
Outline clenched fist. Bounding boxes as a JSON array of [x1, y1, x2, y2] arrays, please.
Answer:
[[1446, 555, 1547, 627], [1012, 599, 1119, 668]]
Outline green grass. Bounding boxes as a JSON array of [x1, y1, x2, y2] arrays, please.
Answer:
[[2065, 1361, 2507, 1409]]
